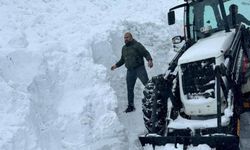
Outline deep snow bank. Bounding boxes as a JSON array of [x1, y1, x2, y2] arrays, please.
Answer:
[[91, 21, 182, 150], [0, 0, 182, 150]]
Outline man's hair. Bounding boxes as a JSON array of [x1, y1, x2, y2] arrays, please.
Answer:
[[124, 32, 133, 38], [229, 4, 238, 13]]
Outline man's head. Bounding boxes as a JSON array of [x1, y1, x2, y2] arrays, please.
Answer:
[[229, 4, 238, 14], [124, 32, 133, 44]]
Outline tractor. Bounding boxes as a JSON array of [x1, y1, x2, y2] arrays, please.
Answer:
[[139, 0, 250, 149]]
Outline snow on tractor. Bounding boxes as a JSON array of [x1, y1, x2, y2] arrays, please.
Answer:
[[139, 0, 250, 149]]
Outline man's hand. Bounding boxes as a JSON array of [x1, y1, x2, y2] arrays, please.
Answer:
[[111, 64, 117, 71], [148, 60, 153, 68]]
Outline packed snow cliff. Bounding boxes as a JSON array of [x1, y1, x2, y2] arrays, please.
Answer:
[[0, 0, 185, 150]]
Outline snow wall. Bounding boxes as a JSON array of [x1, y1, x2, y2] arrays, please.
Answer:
[[0, 0, 187, 150]]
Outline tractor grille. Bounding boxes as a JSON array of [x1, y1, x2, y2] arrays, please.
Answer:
[[181, 58, 215, 99]]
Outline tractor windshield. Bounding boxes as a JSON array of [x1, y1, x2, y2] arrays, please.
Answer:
[[188, 0, 224, 40], [188, 0, 250, 41]]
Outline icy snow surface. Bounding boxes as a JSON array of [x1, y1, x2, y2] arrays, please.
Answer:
[[0, 0, 210, 150]]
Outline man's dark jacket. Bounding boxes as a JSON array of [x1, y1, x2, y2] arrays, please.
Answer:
[[116, 39, 152, 70], [227, 13, 250, 27]]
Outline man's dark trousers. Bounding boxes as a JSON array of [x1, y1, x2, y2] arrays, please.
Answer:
[[126, 65, 149, 107]]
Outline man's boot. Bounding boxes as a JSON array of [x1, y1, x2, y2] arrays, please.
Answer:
[[125, 105, 135, 113]]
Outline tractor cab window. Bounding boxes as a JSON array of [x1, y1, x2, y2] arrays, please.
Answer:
[[188, 0, 223, 41], [204, 6, 218, 29]]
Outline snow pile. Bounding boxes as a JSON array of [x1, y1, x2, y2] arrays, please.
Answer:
[[0, 0, 184, 150]]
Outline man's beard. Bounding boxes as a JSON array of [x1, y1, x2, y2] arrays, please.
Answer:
[[125, 40, 132, 46]]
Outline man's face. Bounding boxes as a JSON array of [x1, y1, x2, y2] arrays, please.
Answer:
[[124, 34, 133, 44], [230, 5, 238, 14], [235, 8, 238, 14]]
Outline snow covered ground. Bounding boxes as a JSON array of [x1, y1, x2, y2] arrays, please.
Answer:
[[0, 0, 211, 150]]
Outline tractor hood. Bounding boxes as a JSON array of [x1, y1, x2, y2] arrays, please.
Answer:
[[178, 31, 235, 65]]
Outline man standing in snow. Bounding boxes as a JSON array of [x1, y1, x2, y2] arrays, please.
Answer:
[[111, 32, 153, 113]]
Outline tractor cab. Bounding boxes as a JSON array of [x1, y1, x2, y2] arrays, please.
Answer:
[[169, 0, 250, 43]]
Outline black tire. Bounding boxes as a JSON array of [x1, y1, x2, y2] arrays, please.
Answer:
[[142, 78, 168, 135]]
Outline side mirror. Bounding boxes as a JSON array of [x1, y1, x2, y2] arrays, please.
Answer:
[[172, 36, 184, 44], [168, 11, 175, 25]]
